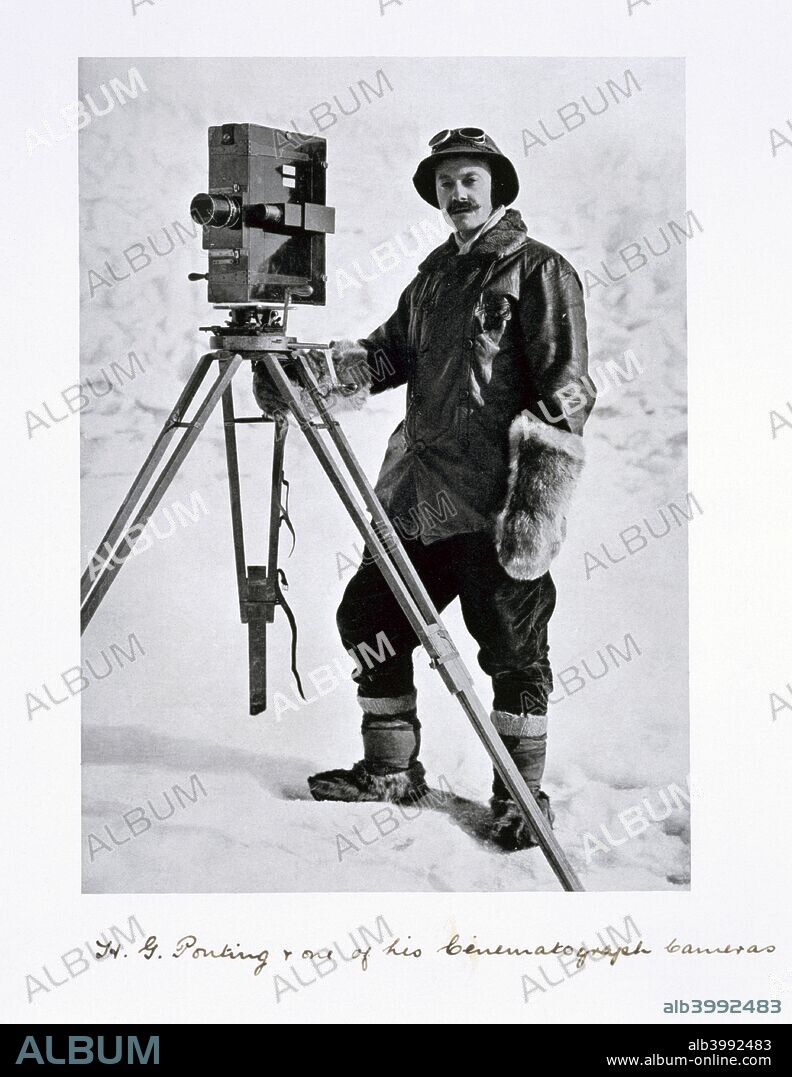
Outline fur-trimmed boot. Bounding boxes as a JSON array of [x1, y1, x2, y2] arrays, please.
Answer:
[[489, 711, 554, 851], [308, 693, 428, 803]]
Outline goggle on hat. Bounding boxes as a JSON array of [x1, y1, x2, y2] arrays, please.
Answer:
[[412, 127, 520, 208]]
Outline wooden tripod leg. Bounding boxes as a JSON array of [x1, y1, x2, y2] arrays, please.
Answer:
[[296, 359, 441, 627], [220, 371, 271, 714], [80, 352, 245, 634], [247, 566, 270, 717], [247, 416, 290, 716], [221, 375, 248, 624], [263, 353, 584, 893], [81, 354, 215, 605]]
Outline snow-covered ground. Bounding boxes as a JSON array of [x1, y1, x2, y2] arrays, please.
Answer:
[[78, 58, 689, 892]]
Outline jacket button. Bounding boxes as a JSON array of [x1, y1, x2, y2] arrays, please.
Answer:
[[465, 339, 475, 350]]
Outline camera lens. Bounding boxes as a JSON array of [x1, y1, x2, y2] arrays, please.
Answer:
[[190, 193, 242, 228], [245, 202, 284, 227]]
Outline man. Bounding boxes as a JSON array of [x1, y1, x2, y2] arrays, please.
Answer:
[[257, 128, 594, 850]]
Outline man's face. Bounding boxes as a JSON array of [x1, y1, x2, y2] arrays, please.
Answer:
[[435, 156, 494, 238]]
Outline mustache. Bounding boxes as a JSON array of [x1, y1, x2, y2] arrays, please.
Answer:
[[448, 201, 479, 214]]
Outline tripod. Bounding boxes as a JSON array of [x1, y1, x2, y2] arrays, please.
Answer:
[[80, 300, 584, 892]]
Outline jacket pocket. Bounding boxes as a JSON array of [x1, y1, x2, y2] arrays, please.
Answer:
[[474, 292, 514, 339]]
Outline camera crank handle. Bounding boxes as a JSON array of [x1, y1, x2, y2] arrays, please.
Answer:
[[188, 272, 209, 282]]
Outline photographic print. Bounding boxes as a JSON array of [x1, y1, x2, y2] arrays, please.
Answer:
[[76, 57, 688, 894], [5, 0, 790, 1041]]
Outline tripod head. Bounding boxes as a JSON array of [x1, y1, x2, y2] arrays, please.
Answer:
[[198, 285, 314, 346]]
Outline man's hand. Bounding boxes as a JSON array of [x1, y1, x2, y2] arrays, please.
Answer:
[[282, 340, 373, 412], [325, 339, 372, 409]]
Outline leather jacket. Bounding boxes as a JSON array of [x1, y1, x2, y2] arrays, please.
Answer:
[[360, 208, 593, 541]]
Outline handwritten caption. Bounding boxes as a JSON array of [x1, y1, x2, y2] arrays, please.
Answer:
[[95, 932, 776, 980]]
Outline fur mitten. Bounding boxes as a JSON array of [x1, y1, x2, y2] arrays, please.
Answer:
[[495, 413, 586, 580], [252, 340, 372, 418], [327, 339, 372, 410], [251, 351, 324, 418]]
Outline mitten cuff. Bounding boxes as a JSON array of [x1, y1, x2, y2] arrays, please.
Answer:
[[495, 413, 586, 580]]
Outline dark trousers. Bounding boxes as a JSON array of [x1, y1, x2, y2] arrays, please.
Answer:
[[337, 532, 557, 715]]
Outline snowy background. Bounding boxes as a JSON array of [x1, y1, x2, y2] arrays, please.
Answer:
[[79, 57, 688, 893]]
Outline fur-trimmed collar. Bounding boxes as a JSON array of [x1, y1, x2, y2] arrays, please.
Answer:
[[417, 207, 529, 272]]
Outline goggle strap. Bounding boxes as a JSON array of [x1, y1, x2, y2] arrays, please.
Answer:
[[429, 127, 487, 148]]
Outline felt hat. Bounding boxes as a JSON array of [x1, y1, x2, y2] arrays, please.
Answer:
[[412, 127, 519, 208]]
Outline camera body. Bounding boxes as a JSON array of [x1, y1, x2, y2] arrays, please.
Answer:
[[191, 123, 335, 306]]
